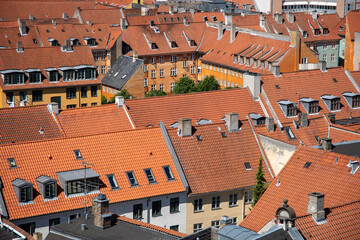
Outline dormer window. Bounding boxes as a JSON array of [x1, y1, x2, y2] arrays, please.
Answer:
[[278, 100, 297, 117], [190, 40, 196, 47], [239, 56, 244, 64], [321, 95, 341, 111], [249, 113, 266, 125], [48, 38, 59, 46], [151, 43, 157, 50], [1, 70, 25, 85], [83, 37, 96, 46], [323, 28, 329, 35], [302, 31, 308, 38], [343, 93, 360, 109], [28, 72, 42, 84], [234, 55, 238, 63], [36, 175, 57, 199], [300, 98, 319, 114], [314, 29, 320, 36], [69, 37, 80, 46], [12, 179, 33, 203], [48, 70, 58, 82], [171, 41, 177, 48], [260, 61, 265, 69]]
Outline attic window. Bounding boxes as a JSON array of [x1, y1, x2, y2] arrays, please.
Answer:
[[164, 17, 168, 21], [332, 78, 338, 82], [303, 31, 308, 38], [151, 43, 157, 50], [171, 41, 177, 48], [221, 132, 227, 138], [61, 29, 65, 32], [144, 169, 156, 184], [244, 162, 251, 170], [321, 95, 341, 111], [304, 161, 312, 168], [154, 27, 160, 33], [343, 93, 360, 109], [339, 26, 344, 31], [284, 127, 296, 140], [275, 85, 280, 89], [323, 28, 329, 35], [300, 98, 319, 114], [46, 29, 50, 33], [74, 150, 82, 159], [190, 40, 196, 47], [196, 135, 202, 141], [126, 171, 138, 186], [106, 174, 119, 189], [33, 39, 37, 44], [8, 158, 17, 168], [163, 166, 175, 180], [278, 101, 297, 117]]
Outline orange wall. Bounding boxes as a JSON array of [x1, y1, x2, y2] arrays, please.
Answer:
[[200, 62, 244, 89], [344, 18, 354, 71]]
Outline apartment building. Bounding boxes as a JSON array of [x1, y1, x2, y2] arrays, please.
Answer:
[[344, 11, 360, 71]]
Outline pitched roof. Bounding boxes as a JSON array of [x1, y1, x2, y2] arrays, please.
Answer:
[[0, 26, 40, 49], [0, 105, 64, 145], [102, 55, 143, 89], [0, 127, 185, 220], [125, 88, 264, 128], [167, 121, 273, 195], [78, 9, 125, 25], [55, 104, 134, 137], [240, 146, 360, 232]]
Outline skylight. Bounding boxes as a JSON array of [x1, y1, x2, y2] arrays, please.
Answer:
[[275, 85, 280, 89], [126, 171, 138, 186], [244, 162, 251, 170], [106, 174, 119, 189], [284, 127, 296, 140], [8, 158, 17, 169], [163, 166, 174, 180], [196, 135, 202, 141], [144, 169, 156, 184], [221, 132, 227, 138], [304, 162, 312, 168], [332, 78, 338, 83], [74, 150, 82, 159]]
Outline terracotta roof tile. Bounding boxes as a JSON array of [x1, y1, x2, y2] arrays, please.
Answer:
[[0, 105, 64, 145], [2, 217, 34, 240], [167, 121, 273, 195], [0, 127, 185, 220], [329, 126, 360, 142], [78, 9, 124, 25], [240, 146, 360, 232], [0, 26, 40, 49], [125, 88, 264, 128]]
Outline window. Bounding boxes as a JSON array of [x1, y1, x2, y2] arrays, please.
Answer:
[[81, 103, 87, 107], [231, 217, 237, 225], [211, 220, 220, 228], [170, 197, 179, 213], [66, 88, 77, 99], [284, 127, 296, 140], [151, 57, 156, 64], [74, 150, 82, 159], [353, 96, 360, 108], [101, 51, 106, 60], [244, 162, 251, 170], [193, 223, 202, 233], [45, 183, 56, 198], [133, 204, 143, 219], [143, 65, 148, 72], [107, 174, 119, 189], [314, 29, 320, 35], [229, 193, 238, 207], [331, 54, 335, 62], [183, 61, 187, 68], [101, 65, 106, 74], [244, 190, 253, 204], [301, 57, 307, 64], [159, 84, 164, 91], [313, 42, 317, 50], [126, 171, 138, 186], [91, 102, 97, 106], [93, 52, 99, 61], [152, 200, 161, 216], [322, 54, 327, 62], [66, 177, 99, 195], [170, 68, 177, 76], [151, 84, 156, 91], [63, 70, 75, 81], [29, 72, 41, 83], [3, 73, 25, 85], [194, 198, 203, 212], [332, 41, 336, 49], [323, 42, 327, 50], [19, 223, 35, 235], [309, 101, 319, 113], [190, 66, 195, 75], [144, 169, 156, 184], [160, 56, 164, 63], [170, 225, 179, 231], [49, 71, 58, 82], [32, 90, 43, 102], [8, 158, 17, 168], [91, 86, 97, 97], [144, 78, 148, 87], [77, 70, 85, 80], [151, 70, 156, 78], [331, 98, 341, 111], [191, 53, 195, 61], [170, 82, 175, 92], [67, 104, 76, 109], [212, 196, 221, 209], [160, 69, 164, 78], [287, 104, 297, 117], [81, 87, 87, 98], [49, 218, 60, 230], [170, 55, 177, 62], [163, 166, 174, 180], [197, 66, 201, 74], [21, 187, 32, 202]]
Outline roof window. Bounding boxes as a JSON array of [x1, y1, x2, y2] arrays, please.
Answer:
[[275, 85, 280, 89], [12, 179, 34, 203], [304, 162, 312, 168], [196, 135, 202, 141], [74, 150, 82, 159], [321, 95, 341, 111], [278, 101, 297, 117], [244, 162, 251, 170], [106, 174, 119, 189], [8, 158, 17, 168], [300, 98, 319, 114], [343, 93, 360, 109], [284, 127, 296, 140], [332, 78, 338, 83], [144, 169, 156, 184], [163, 166, 174, 180], [221, 132, 227, 138], [126, 171, 138, 186]]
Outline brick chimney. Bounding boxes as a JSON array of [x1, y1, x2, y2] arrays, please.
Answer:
[[92, 194, 112, 229], [65, 39, 72, 52], [265, 117, 275, 132], [16, 41, 24, 53], [321, 138, 332, 151], [307, 192, 325, 221], [225, 113, 239, 132], [230, 23, 236, 43], [218, 21, 224, 39], [299, 113, 308, 127], [178, 118, 192, 137], [115, 96, 124, 107]]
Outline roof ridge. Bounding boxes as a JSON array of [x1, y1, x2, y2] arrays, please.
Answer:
[[58, 103, 118, 113], [0, 104, 48, 111], [261, 66, 344, 77]]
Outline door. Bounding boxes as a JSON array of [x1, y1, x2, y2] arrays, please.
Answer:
[[51, 96, 61, 109]]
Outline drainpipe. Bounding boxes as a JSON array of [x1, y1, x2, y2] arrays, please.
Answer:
[[242, 191, 245, 220], [147, 197, 150, 223], [78, 86, 81, 107]]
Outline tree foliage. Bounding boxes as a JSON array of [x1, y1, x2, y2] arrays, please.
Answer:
[[145, 89, 168, 97], [101, 94, 109, 104], [173, 76, 197, 94], [197, 75, 220, 92], [252, 156, 267, 207], [109, 89, 133, 103]]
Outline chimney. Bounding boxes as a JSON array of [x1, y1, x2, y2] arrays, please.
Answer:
[[307, 192, 325, 221], [169, 6, 174, 15], [120, 18, 126, 30], [65, 39, 72, 52], [347, 160, 359, 174], [218, 21, 224, 39], [29, 14, 35, 20], [33, 232, 43, 240], [273, 65, 280, 76], [52, 19, 56, 28], [260, 14, 265, 28], [178, 118, 192, 137], [312, 10, 318, 20], [225, 113, 239, 132], [47, 102, 59, 115], [286, 12, 295, 23], [115, 96, 124, 107], [18, 19, 27, 35], [81, 224, 86, 231], [319, 61, 327, 72], [321, 138, 332, 151], [299, 113, 308, 127], [93, 194, 112, 229], [62, 12, 69, 19], [16, 41, 24, 52], [141, 7, 149, 16], [265, 117, 275, 132], [354, 32, 360, 71], [275, 199, 296, 231], [243, 74, 261, 99], [87, 21, 92, 26], [149, 20, 155, 27], [183, 17, 189, 26], [290, 30, 300, 47], [327, 113, 335, 123], [274, 13, 283, 24], [133, 51, 138, 62], [230, 23, 236, 43], [219, 216, 232, 229]]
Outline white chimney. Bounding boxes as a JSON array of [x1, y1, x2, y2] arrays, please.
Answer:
[[115, 96, 124, 107], [230, 23, 236, 43], [225, 113, 239, 132], [47, 102, 59, 115], [218, 21, 224, 39], [178, 118, 192, 137], [120, 18, 126, 30], [133, 51, 138, 63]]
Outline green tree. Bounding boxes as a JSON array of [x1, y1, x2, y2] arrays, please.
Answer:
[[173, 76, 197, 94], [224, 86, 240, 89], [109, 89, 133, 103], [101, 94, 109, 104], [252, 156, 267, 207], [145, 89, 168, 97], [197, 75, 220, 92]]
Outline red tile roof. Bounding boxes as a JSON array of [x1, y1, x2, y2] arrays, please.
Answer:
[[329, 125, 360, 142], [240, 146, 360, 232], [167, 121, 273, 195], [2, 217, 34, 240], [0, 127, 185, 220], [56, 104, 134, 137], [0, 26, 40, 49], [0, 105, 64, 145], [78, 9, 124, 25], [125, 88, 264, 128]]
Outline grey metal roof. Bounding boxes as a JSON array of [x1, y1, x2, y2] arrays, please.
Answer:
[[24, 68, 41, 73], [249, 113, 265, 120], [278, 100, 294, 105], [300, 98, 318, 103], [343, 92, 359, 97], [36, 175, 57, 184], [196, 119, 213, 125], [218, 225, 258, 240], [11, 179, 33, 188], [321, 95, 339, 100], [57, 168, 100, 182], [101, 55, 143, 90]]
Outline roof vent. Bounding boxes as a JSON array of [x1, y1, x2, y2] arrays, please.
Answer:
[[347, 160, 359, 174]]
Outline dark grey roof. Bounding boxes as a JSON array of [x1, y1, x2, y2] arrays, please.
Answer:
[[57, 168, 100, 182], [102, 55, 143, 90], [36, 175, 57, 184], [47, 214, 180, 240], [331, 140, 360, 158], [11, 179, 33, 188]]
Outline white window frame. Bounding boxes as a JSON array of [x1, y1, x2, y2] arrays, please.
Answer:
[[159, 83, 164, 91], [190, 66, 195, 74], [151, 70, 156, 79], [170, 68, 177, 76], [170, 55, 177, 63], [170, 82, 175, 92], [160, 69, 164, 78], [144, 78, 148, 87]]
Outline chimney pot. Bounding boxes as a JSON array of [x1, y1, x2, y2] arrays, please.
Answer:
[[47, 102, 59, 115], [321, 138, 332, 151], [265, 117, 275, 132], [299, 113, 308, 127], [225, 113, 239, 132], [178, 118, 192, 137], [115, 96, 124, 107], [307, 192, 325, 221]]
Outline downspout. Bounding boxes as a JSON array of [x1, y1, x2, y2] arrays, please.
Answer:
[[147, 197, 150, 223]]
